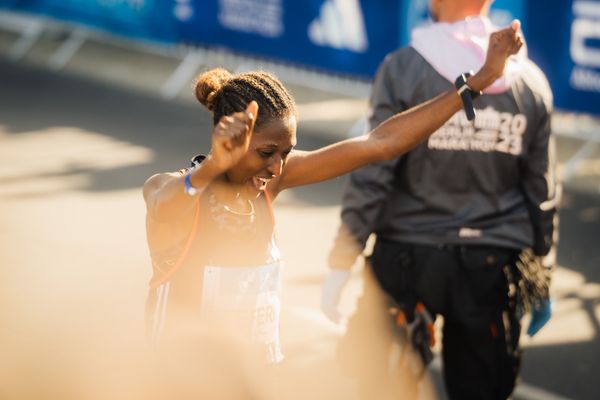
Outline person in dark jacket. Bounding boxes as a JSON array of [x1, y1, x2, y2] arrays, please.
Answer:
[[321, 1, 559, 398]]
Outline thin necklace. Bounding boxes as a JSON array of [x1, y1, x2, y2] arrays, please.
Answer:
[[222, 198, 255, 217]]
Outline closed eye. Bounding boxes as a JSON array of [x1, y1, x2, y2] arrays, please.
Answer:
[[258, 150, 274, 158]]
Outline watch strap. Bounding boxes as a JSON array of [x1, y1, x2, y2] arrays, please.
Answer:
[[454, 72, 482, 121]]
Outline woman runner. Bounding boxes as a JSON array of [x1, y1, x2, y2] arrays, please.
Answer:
[[143, 21, 523, 363]]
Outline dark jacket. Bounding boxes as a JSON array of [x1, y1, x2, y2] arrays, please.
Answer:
[[330, 46, 559, 269]]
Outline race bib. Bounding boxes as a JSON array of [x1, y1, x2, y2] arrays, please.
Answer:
[[201, 262, 283, 362]]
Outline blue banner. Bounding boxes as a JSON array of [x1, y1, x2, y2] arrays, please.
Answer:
[[523, 0, 600, 115], [1, 0, 598, 115], [177, 0, 402, 78], [0, 0, 179, 43]]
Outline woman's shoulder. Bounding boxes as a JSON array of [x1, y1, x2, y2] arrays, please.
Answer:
[[143, 170, 187, 200]]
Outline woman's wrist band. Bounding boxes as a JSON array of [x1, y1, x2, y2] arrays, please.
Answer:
[[184, 173, 199, 196], [454, 72, 482, 121]]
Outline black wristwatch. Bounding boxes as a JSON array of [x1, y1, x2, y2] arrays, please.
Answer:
[[454, 72, 482, 121]]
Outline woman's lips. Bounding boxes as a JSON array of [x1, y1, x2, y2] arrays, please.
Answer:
[[252, 176, 270, 191]]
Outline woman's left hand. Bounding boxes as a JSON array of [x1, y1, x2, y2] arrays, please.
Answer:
[[209, 101, 258, 172], [471, 20, 524, 91]]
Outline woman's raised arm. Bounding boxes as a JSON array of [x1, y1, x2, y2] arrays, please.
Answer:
[[144, 102, 258, 221], [277, 21, 523, 191]]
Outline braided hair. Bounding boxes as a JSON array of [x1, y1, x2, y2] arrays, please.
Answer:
[[194, 68, 297, 128]]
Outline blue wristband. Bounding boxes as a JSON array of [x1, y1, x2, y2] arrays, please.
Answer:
[[184, 173, 198, 196]]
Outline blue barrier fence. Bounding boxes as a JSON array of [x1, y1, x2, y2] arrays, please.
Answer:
[[0, 0, 598, 115]]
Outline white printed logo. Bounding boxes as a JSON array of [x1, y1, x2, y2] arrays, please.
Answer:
[[174, 0, 193, 21], [98, 0, 144, 10], [459, 227, 482, 238], [571, 1, 600, 67], [308, 0, 368, 53], [570, 0, 600, 92], [218, 0, 283, 38], [428, 107, 527, 156]]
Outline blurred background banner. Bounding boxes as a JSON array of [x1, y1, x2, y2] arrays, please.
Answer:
[[0, 0, 180, 42], [176, 0, 402, 78], [0, 0, 598, 114], [523, 0, 600, 115]]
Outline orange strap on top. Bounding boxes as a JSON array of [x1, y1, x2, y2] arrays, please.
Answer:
[[263, 190, 275, 227], [149, 198, 201, 290]]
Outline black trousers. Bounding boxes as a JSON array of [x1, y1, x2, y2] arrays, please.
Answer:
[[347, 239, 522, 400]]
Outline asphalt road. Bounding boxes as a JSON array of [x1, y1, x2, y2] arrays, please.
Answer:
[[0, 59, 599, 399]]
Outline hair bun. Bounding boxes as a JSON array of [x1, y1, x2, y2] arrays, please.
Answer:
[[194, 68, 233, 111]]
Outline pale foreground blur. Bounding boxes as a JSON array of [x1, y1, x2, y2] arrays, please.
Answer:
[[0, 126, 437, 399], [3, 117, 598, 400], [0, 269, 437, 400]]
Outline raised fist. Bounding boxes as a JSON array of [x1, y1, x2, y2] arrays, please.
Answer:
[[210, 101, 258, 172]]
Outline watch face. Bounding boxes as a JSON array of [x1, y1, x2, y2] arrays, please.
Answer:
[[455, 73, 468, 88]]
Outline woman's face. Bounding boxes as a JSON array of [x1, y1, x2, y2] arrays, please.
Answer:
[[226, 114, 297, 198]]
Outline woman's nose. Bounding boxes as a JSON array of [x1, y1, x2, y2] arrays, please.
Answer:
[[266, 156, 283, 176]]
